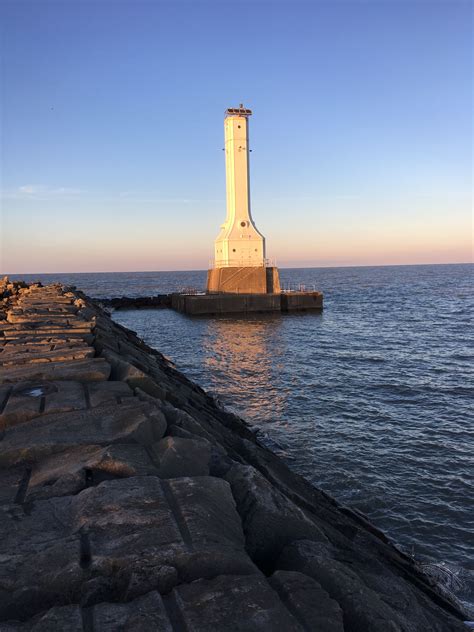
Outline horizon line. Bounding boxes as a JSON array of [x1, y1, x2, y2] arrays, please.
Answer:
[[2, 261, 472, 276]]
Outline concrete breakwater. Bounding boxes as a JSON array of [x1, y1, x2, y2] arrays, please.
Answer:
[[98, 291, 323, 316], [0, 278, 468, 630], [98, 295, 172, 310]]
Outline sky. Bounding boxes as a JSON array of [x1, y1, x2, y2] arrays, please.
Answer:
[[0, 0, 472, 273]]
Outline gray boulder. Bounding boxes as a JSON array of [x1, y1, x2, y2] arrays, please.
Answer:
[[224, 463, 329, 570], [153, 436, 211, 478]]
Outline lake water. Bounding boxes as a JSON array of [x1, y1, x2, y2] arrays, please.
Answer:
[[11, 264, 474, 611]]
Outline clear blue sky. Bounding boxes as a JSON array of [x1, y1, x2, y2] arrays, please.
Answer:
[[1, 0, 472, 272]]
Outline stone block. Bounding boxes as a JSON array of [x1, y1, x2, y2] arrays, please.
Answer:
[[0, 605, 83, 631], [268, 570, 344, 631], [0, 476, 256, 620], [87, 381, 134, 407], [0, 400, 166, 466], [0, 359, 111, 385], [276, 540, 465, 632], [153, 436, 211, 478], [1, 593, 171, 632], [0, 346, 94, 366], [24, 443, 159, 501], [224, 464, 329, 570], [173, 574, 301, 631], [93, 591, 172, 632], [101, 350, 166, 400]]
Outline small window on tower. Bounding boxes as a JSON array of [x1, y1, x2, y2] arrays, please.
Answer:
[[240, 221, 246, 227], [232, 248, 236, 252]]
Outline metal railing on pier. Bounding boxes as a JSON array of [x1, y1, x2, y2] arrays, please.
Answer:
[[208, 258, 276, 269], [178, 286, 206, 295], [280, 282, 318, 293]]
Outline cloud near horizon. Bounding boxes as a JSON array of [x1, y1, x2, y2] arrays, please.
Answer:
[[1, 185, 83, 200]]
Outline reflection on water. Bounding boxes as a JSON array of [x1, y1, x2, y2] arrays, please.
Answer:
[[201, 315, 288, 422]]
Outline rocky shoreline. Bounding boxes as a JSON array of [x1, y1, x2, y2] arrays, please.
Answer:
[[0, 278, 468, 630]]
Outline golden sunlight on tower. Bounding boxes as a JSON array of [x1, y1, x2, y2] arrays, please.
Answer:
[[214, 105, 265, 268]]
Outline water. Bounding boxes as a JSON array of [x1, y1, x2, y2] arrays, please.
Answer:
[[10, 264, 474, 610]]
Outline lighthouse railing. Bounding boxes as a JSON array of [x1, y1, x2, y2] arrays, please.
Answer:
[[208, 258, 276, 269]]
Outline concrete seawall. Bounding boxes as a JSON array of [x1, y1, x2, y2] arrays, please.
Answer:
[[0, 278, 467, 630], [99, 291, 324, 316]]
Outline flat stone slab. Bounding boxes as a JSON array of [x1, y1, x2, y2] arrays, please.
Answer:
[[0, 335, 95, 345], [0, 346, 95, 366], [173, 574, 301, 631], [0, 604, 84, 631], [1, 321, 93, 332], [0, 340, 89, 357], [6, 314, 87, 324], [3, 577, 340, 632], [0, 399, 167, 466], [92, 591, 172, 632], [0, 476, 256, 620], [0, 358, 111, 385], [1, 592, 171, 631], [0, 381, 134, 429], [154, 435, 212, 478], [0, 443, 160, 503]]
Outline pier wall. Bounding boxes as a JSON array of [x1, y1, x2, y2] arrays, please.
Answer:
[[206, 266, 281, 294], [0, 277, 467, 630]]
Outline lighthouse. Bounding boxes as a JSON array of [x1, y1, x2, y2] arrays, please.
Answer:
[[214, 105, 265, 267], [207, 106, 280, 294]]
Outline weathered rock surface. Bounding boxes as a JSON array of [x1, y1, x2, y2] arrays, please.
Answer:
[[268, 570, 344, 631], [0, 280, 467, 630], [225, 462, 329, 570], [277, 540, 465, 631], [153, 435, 211, 478], [0, 400, 166, 466], [0, 476, 257, 620], [172, 574, 302, 630], [0, 358, 111, 384]]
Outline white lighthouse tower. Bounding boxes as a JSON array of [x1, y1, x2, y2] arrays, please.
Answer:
[[214, 105, 265, 267], [207, 105, 280, 295]]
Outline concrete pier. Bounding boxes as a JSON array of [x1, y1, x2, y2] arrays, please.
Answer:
[[172, 291, 323, 316], [0, 278, 467, 630], [99, 291, 323, 316]]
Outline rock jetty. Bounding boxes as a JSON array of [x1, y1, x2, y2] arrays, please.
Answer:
[[0, 278, 467, 630]]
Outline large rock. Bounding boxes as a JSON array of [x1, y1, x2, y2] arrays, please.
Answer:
[[20, 443, 159, 500], [0, 358, 111, 385], [0, 400, 167, 466], [100, 349, 167, 400], [268, 570, 344, 631], [153, 436, 211, 478], [224, 463, 329, 570], [277, 540, 466, 632], [172, 574, 301, 631], [93, 591, 172, 631], [0, 605, 83, 631], [0, 345, 94, 365], [0, 381, 136, 429], [0, 476, 257, 620], [0, 593, 171, 631]]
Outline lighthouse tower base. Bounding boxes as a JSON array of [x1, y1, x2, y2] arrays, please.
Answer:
[[206, 266, 281, 295]]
